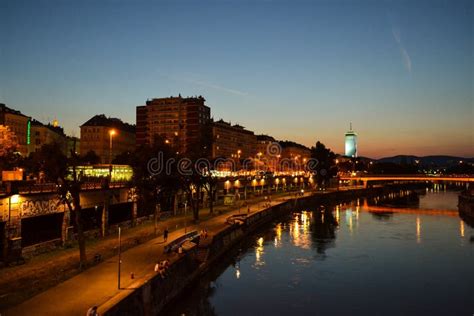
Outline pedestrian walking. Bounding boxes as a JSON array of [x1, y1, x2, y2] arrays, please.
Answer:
[[86, 306, 99, 316], [163, 228, 169, 242]]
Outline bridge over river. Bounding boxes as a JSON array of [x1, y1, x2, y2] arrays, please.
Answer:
[[339, 174, 474, 188]]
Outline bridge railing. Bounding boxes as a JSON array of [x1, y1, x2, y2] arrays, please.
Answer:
[[339, 174, 474, 182]]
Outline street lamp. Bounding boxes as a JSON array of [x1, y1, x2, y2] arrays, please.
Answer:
[[4, 183, 19, 262], [109, 129, 117, 183], [256, 152, 263, 172], [276, 154, 281, 173], [117, 226, 122, 289], [109, 129, 117, 165]]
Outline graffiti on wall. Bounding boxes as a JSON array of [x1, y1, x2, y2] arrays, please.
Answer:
[[19, 198, 64, 218]]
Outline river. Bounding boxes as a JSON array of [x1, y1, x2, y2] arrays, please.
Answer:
[[164, 186, 474, 316]]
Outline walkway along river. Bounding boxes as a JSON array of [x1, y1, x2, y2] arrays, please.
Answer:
[[162, 185, 474, 316]]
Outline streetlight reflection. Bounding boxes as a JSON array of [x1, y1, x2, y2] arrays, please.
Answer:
[[416, 217, 421, 244], [255, 237, 265, 266]]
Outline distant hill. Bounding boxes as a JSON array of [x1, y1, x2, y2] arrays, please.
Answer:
[[376, 155, 474, 167]]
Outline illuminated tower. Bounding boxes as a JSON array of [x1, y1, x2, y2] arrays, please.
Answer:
[[345, 123, 357, 157]]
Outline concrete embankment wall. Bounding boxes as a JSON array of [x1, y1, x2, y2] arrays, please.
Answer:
[[101, 184, 424, 316], [103, 251, 201, 315]]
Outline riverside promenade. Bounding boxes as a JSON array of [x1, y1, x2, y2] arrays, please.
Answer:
[[5, 191, 314, 316]]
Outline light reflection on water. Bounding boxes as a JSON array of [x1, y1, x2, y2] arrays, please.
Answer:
[[164, 190, 474, 316]]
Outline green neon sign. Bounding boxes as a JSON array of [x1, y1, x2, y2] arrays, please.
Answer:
[[27, 120, 31, 145]]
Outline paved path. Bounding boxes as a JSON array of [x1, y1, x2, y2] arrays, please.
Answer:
[[5, 192, 307, 316]]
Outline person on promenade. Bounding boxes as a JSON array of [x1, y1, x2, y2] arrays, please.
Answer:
[[86, 306, 99, 316], [163, 228, 169, 242], [155, 261, 167, 278]]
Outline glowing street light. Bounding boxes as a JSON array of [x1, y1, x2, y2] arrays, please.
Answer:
[[109, 129, 117, 165]]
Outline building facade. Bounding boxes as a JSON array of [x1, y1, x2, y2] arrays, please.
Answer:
[[279, 141, 311, 172], [28, 120, 68, 155], [211, 119, 257, 160], [80, 115, 135, 164], [0, 103, 31, 156], [256, 134, 279, 171], [136, 95, 211, 154], [66, 136, 80, 157]]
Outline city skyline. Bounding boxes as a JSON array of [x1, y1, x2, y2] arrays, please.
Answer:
[[1, 0, 472, 158]]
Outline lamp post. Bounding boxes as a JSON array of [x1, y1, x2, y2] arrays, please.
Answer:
[[4, 183, 19, 262], [256, 152, 262, 172], [108, 129, 117, 184], [184, 201, 188, 233], [237, 149, 242, 170], [109, 129, 116, 165], [276, 154, 281, 173], [117, 226, 122, 289]]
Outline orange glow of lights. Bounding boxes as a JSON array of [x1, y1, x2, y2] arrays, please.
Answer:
[[416, 217, 421, 243]]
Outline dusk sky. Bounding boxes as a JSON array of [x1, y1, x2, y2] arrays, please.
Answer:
[[1, 0, 472, 158]]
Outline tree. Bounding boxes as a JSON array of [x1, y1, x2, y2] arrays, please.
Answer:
[[446, 162, 474, 175], [0, 125, 18, 156], [179, 123, 213, 221], [112, 151, 134, 165], [370, 162, 418, 174], [31, 141, 88, 268], [179, 169, 204, 222], [310, 141, 337, 187], [81, 150, 100, 165], [0, 125, 22, 172], [202, 168, 218, 215], [131, 137, 180, 217]]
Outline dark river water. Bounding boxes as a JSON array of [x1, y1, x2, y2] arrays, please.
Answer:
[[165, 186, 474, 316]]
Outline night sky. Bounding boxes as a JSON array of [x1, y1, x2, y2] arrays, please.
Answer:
[[1, 0, 472, 158]]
